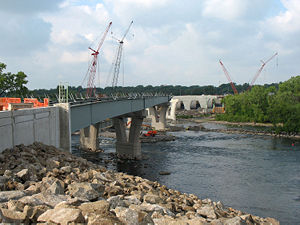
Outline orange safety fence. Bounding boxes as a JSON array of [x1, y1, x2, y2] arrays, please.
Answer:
[[0, 97, 49, 111], [0, 97, 21, 111], [24, 98, 49, 108]]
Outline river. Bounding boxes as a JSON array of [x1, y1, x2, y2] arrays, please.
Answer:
[[72, 122, 300, 225]]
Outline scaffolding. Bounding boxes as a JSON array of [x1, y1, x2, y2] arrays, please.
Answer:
[[58, 83, 68, 103]]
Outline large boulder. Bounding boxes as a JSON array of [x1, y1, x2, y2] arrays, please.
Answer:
[[37, 208, 85, 224], [113, 207, 140, 225], [0, 191, 26, 203], [0, 208, 27, 224], [19, 193, 71, 207], [67, 182, 104, 201], [197, 205, 217, 219], [79, 200, 110, 215]]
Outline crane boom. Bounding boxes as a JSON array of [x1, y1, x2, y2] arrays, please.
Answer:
[[85, 22, 112, 98], [219, 60, 238, 95], [111, 21, 133, 87], [96, 22, 112, 52], [247, 52, 278, 91], [121, 21, 133, 42]]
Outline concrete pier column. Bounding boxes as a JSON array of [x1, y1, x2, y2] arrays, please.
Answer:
[[79, 123, 100, 151], [54, 103, 71, 152], [149, 104, 168, 130], [113, 111, 145, 160], [182, 100, 191, 110], [166, 99, 179, 121]]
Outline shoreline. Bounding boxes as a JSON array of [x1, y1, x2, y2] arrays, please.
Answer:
[[0, 142, 280, 224], [173, 117, 300, 140]]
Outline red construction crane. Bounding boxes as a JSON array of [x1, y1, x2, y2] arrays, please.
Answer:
[[84, 22, 112, 98], [219, 60, 238, 95], [247, 52, 278, 91]]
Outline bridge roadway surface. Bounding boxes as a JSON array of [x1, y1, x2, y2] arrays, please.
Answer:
[[69, 96, 171, 133]]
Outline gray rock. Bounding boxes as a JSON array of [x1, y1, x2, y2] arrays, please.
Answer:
[[94, 172, 112, 182], [46, 180, 64, 195], [124, 195, 141, 205], [223, 216, 247, 225], [60, 166, 72, 173], [153, 216, 209, 225], [19, 193, 71, 207], [159, 171, 171, 175], [197, 205, 217, 219], [0, 191, 26, 203], [4, 170, 12, 178], [0, 176, 8, 190], [138, 203, 175, 217], [67, 182, 104, 201], [107, 195, 126, 209], [16, 169, 30, 181], [113, 207, 139, 225], [143, 194, 161, 204]]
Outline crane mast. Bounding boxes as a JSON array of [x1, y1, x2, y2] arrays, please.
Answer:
[[111, 21, 133, 87], [247, 52, 278, 91], [219, 60, 238, 95], [85, 22, 112, 98]]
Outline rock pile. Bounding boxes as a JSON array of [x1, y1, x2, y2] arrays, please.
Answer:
[[0, 142, 279, 224]]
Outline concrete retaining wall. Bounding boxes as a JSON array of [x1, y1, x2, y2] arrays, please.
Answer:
[[0, 107, 59, 152]]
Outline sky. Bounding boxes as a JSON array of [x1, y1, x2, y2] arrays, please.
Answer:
[[0, 0, 299, 90]]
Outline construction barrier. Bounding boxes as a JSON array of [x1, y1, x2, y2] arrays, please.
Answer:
[[24, 98, 49, 108], [0, 98, 49, 111], [0, 98, 21, 111]]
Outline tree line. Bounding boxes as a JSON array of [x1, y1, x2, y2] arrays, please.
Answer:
[[30, 83, 280, 99], [0, 61, 281, 98], [216, 76, 300, 134]]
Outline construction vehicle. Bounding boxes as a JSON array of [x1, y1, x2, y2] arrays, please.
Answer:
[[143, 130, 158, 137]]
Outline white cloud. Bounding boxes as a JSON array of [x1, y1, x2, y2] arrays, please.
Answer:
[[202, 0, 247, 20], [0, 0, 299, 89], [60, 50, 89, 63], [265, 0, 300, 34], [42, 3, 110, 45]]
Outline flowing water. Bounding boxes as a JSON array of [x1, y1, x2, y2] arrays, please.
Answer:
[[72, 123, 300, 225]]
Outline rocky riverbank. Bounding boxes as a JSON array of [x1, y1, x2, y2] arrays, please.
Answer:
[[173, 117, 300, 140], [0, 142, 279, 224]]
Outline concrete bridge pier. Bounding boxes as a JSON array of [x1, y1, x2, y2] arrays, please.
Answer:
[[113, 110, 146, 160], [79, 123, 100, 151], [149, 104, 168, 130], [166, 99, 179, 121]]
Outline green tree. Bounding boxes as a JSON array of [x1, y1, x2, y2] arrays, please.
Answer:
[[0, 62, 28, 97], [218, 76, 300, 134]]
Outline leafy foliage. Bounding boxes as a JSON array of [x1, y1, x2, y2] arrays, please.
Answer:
[[216, 76, 300, 134], [0, 63, 28, 97]]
